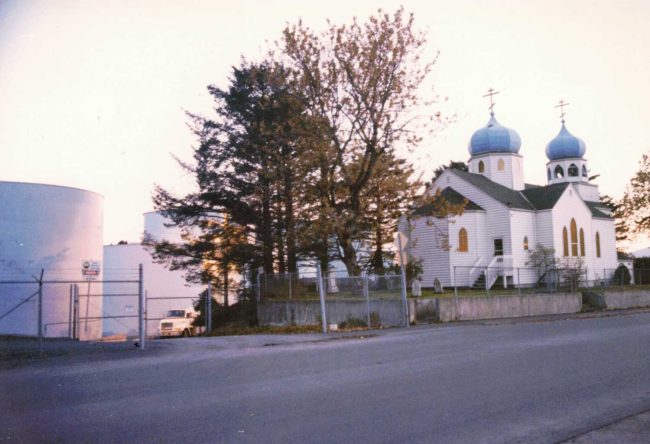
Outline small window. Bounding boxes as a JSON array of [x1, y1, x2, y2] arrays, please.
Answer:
[[497, 159, 505, 171], [570, 219, 578, 256], [596, 232, 601, 258], [478, 161, 485, 173], [579, 228, 585, 256], [458, 228, 468, 252], [554, 165, 564, 178], [547, 168, 552, 181], [494, 238, 504, 256], [568, 164, 579, 177], [582, 165, 588, 177], [562, 227, 569, 257], [523, 236, 529, 250]]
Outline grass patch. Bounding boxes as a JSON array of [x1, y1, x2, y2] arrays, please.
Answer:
[[210, 324, 322, 336]]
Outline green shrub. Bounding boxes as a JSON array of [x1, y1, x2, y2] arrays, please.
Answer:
[[369, 311, 381, 328], [338, 316, 368, 330]]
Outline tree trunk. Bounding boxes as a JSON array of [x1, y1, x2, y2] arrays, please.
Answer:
[[284, 167, 297, 273], [260, 177, 274, 274], [222, 260, 229, 307], [276, 200, 286, 274]]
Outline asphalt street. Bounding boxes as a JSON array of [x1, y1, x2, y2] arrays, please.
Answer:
[[1, 313, 649, 443]]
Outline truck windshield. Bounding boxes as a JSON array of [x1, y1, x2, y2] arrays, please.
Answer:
[[166, 310, 185, 318]]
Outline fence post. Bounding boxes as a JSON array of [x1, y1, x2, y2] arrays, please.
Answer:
[[288, 273, 292, 300], [73, 284, 79, 340], [38, 269, 44, 355], [256, 267, 263, 303], [68, 284, 74, 339], [485, 266, 489, 297], [453, 266, 458, 299], [316, 261, 327, 334], [396, 234, 410, 328], [517, 268, 521, 296], [362, 271, 370, 328], [138, 263, 145, 350], [206, 282, 212, 336]]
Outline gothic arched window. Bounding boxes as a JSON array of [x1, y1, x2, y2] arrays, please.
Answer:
[[563, 227, 569, 257], [596, 232, 601, 258], [478, 161, 485, 173], [568, 164, 579, 177], [523, 236, 529, 250], [555, 165, 564, 178], [579, 228, 585, 256], [497, 159, 505, 171], [547, 168, 552, 181], [582, 165, 588, 177], [458, 228, 468, 252], [570, 219, 578, 256]]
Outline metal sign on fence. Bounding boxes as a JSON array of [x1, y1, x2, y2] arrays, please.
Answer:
[[81, 260, 101, 281]]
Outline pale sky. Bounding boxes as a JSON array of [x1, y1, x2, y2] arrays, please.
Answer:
[[1, 0, 649, 250]]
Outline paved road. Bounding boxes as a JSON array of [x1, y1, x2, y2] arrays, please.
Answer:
[[1, 313, 649, 443]]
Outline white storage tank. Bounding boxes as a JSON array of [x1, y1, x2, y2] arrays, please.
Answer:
[[0, 182, 103, 340]]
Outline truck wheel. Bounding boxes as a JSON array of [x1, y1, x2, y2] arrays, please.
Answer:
[[182, 329, 190, 337]]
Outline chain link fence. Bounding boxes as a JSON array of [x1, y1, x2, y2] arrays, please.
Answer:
[[0, 266, 145, 355], [254, 266, 409, 331], [449, 264, 642, 297]]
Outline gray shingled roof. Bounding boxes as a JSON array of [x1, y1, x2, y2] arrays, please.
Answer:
[[584, 201, 612, 219], [412, 187, 483, 216], [520, 182, 569, 210], [447, 170, 613, 218], [450, 170, 534, 210]]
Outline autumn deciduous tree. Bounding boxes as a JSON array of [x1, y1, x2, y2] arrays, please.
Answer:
[[280, 7, 444, 274], [619, 153, 650, 239]]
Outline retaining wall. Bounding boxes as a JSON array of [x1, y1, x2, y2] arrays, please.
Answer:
[[410, 293, 581, 323], [257, 299, 406, 327], [583, 289, 650, 310]]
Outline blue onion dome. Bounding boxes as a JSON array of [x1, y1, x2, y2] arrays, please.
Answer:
[[468, 112, 521, 156], [545, 121, 586, 160]]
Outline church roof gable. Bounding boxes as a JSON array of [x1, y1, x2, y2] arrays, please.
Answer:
[[450, 170, 534, 210], [584, 201, 613, 219], [520, 182, 570, 210]]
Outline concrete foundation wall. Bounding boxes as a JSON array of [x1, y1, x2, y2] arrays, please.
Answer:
[[583, 290, 650, 310], [411, 293, 581, 323], [257, 300, 406, 327]]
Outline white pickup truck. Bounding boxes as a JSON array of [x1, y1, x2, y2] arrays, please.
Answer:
[[158, 308, 201, 338]]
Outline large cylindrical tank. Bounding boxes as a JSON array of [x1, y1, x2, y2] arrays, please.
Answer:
[[0, 182, 103, 339]]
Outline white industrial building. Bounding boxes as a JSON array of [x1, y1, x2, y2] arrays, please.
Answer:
[[0, 181, 104, 340], [103, 212, 221, 337], [400, 108, 619, 289]]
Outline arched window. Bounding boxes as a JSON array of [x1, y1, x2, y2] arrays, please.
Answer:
[[497, 159, 505, 171], [570, 219, 578, 256], [579, 228, 585, 256], [568, 163, 579, 177], [562, 227, 569, 257], [547, 168, 552, 181], [582, 165, 588, 177], [596, 232, 601, 258], [478, 161, 485, 173], [523, 236, 529, 250], [554, 165, 564, 178], [458, 228, 468, 252]]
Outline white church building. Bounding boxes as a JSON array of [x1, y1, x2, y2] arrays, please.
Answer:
[[400, 104, 618, 289]]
